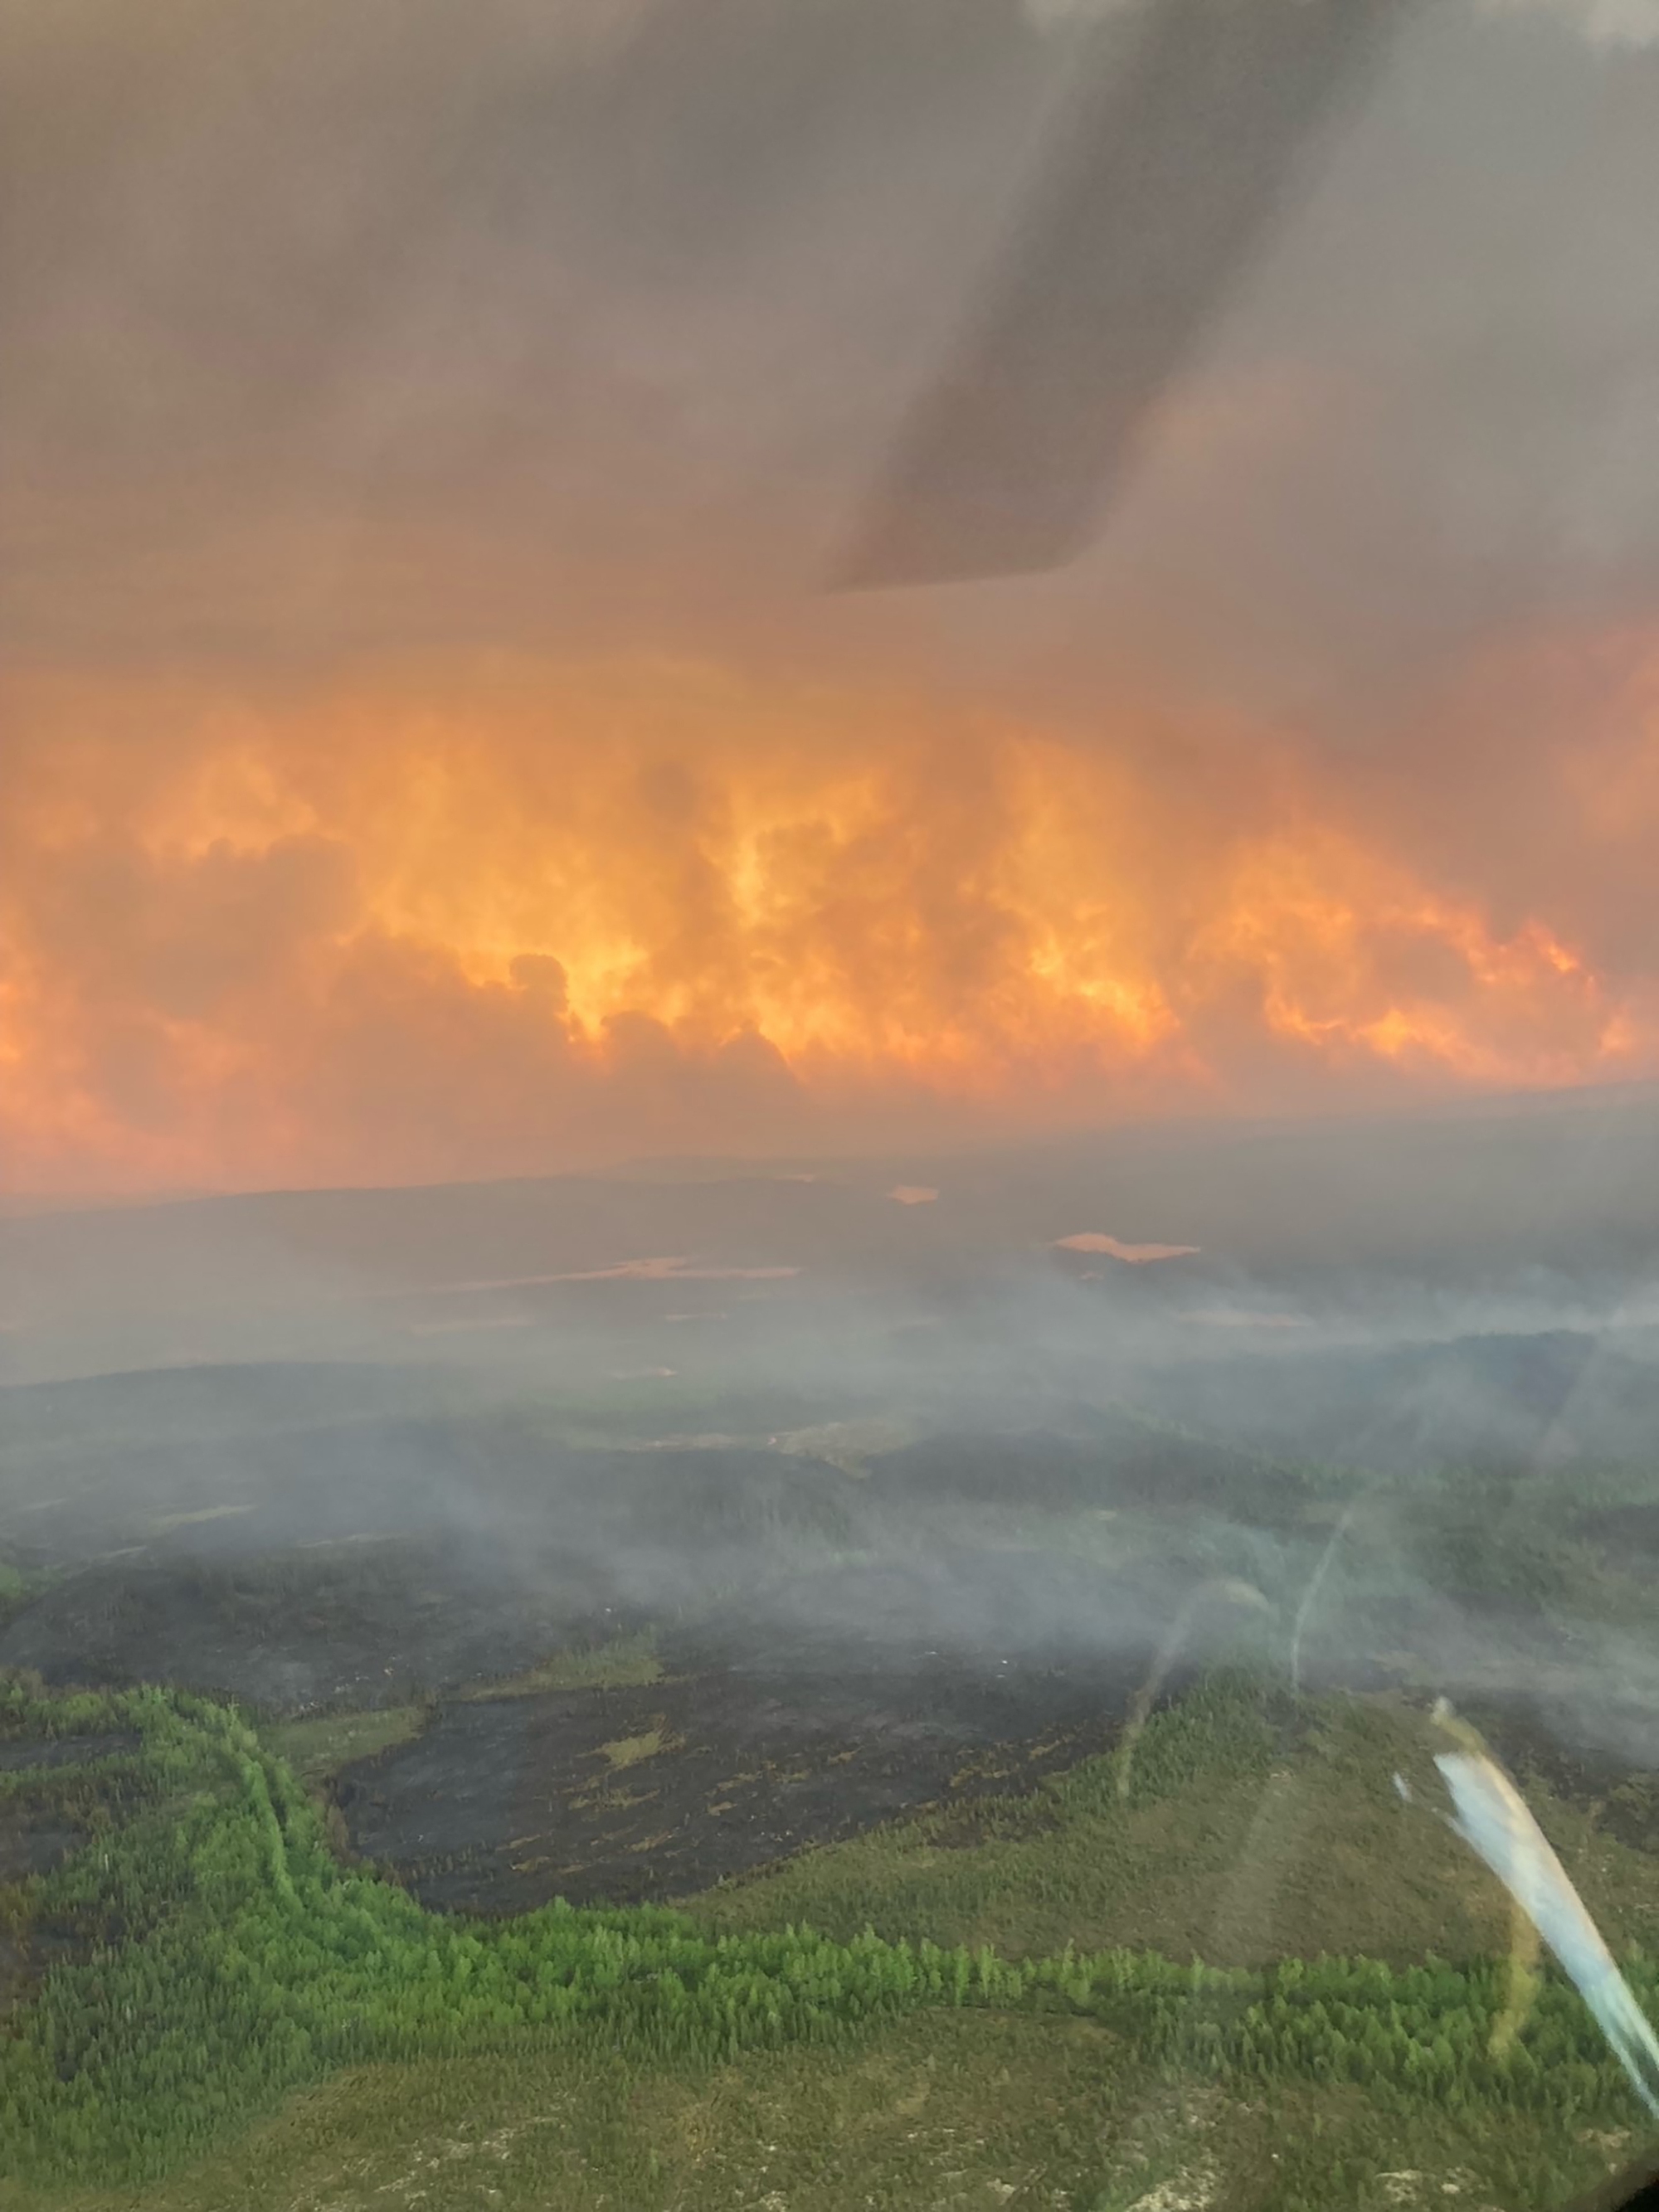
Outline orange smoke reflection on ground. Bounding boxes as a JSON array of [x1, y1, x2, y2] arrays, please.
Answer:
[[0, 657, 1647, 1194]]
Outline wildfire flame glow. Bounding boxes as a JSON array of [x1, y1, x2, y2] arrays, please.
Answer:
[[2, 645, 1652, 1196]]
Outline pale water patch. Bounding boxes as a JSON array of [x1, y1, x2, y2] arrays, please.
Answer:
[[1055, 1233, 1199, 1264]]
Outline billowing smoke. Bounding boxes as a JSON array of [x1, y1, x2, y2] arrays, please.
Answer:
[[1484, 0, 1659, 46], [3, 0, 1659, 1196]]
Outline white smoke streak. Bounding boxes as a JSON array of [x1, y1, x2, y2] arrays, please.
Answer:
[[1029, 0, 1659, 43], [1287, 1494, 1364, 1697], [1482, 0, 1659, 46], [1021, 0, 1126, 25]]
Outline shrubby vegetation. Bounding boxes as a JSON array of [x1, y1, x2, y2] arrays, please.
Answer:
[[456, 1628, 663, 1701], [0, 1554, 49, 1635], [262, 1703, 431, 1792], [0, 1670, 1652, 2190]]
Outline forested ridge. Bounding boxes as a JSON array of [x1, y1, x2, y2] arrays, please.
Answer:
[[0, 1671, 1652, 2189]]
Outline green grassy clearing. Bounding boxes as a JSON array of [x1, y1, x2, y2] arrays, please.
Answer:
[[599, 1726, 672, 1770], [262, 1705, 430, 1791], [455, 1629, 663, 1700]]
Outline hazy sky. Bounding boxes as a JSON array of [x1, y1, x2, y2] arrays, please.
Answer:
[[5, 0, 1659, 1195]]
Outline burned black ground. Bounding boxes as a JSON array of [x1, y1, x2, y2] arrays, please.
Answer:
[[338, 1623, 1169, 1912], [2, 1343, 1657, 1943]]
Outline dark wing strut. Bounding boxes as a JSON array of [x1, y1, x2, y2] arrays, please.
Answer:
[[836, 0, 1408, 589]]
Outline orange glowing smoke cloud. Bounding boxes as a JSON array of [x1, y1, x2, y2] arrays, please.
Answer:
[[0, 651, 1649, 1196]]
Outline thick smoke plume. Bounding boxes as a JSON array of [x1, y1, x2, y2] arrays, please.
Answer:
[[3, 0, 1659, 1194]]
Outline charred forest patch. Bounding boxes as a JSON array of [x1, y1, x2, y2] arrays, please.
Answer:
[[334, 1628, 1170, 1913], [0, 1539, 628, 1715], [0, 1744, 145, 2024]]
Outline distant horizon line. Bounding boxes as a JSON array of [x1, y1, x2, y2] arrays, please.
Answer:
[[5, 1074, 1659, 1224]]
